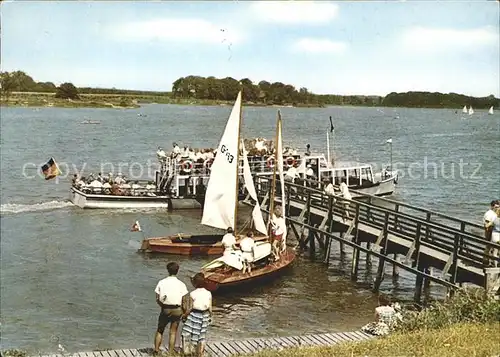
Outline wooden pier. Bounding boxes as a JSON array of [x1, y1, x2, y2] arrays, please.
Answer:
[[19, 330, 373, 357], [247, 176, 500, 301]]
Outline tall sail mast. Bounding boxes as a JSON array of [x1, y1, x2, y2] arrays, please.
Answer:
[[233, 90, 243, 237], [268, 110, 281, 232]]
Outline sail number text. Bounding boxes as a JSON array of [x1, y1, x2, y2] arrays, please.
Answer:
[[220, 145, 234, 163]]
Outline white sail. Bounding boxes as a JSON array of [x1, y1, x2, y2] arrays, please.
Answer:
[[201, 91, 242, 230], [489, 106, 494, 115], [468, 106, 474, 115], [462, 106, 467, 113], [241, 139, 267, 235], [276, 113, 287, 248]]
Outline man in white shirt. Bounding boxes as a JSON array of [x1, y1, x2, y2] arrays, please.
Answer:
[[285, 165, 297, 183], [484, 200, 499, 241], [221, 227, 237, 256], [339, 181, 352, 220], [271, 206, 286, 261], [324, 179, 335, 196], [154, 262, 188, 355], [172, 143, 181, 158], [240, 232, 255, 274]]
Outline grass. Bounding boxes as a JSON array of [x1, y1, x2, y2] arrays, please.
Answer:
[[240, 323, 500, 357], [243, 289, 500, 357]]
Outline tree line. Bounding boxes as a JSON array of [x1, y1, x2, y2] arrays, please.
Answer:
[[1, 70, 498, 109]]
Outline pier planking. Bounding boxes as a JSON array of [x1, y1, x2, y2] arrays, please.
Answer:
[[23, 331, 372, 357]]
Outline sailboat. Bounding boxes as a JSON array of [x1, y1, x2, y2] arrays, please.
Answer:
[[462, 106, 468, 114], [202, 107, 296, 294], [488, 106, 494, 115], [138, 92, 269, 256], [468, 106, 474, 115]]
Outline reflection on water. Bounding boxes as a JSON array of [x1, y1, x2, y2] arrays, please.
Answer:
[[1, 105, 498, 353]]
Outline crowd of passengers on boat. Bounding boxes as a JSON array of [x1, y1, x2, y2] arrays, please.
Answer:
[[71, 172, 157, 196], [158, 138, 303, 176]]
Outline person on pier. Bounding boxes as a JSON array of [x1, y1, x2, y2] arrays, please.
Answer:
[[324, 178, 336, 197], [240, 232, 256, 274], [153, 262, 188, 355], [271, 206, 286, 262], [221, 227, 237, 257], [339, 180, 352, 220], [181, 273, 213, 357], [484, 200, 499, 241], [483, 200, 499, 265], [486, 206, 500, 267]]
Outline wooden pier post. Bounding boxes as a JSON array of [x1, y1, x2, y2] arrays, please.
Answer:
[[392, 253, 399, 277], [366, 241, 372, 267], [350, 205, 361, 281], [309, 228, 316, 260], [373, 212, 390, 292], [414, 261, 425, 303]]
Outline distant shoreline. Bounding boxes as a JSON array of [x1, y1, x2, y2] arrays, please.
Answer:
[[1, 91, 498, 110], [0, 92, 327, 109]]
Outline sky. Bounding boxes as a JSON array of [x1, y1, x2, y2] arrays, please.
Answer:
[[1, 1, 499, 97]]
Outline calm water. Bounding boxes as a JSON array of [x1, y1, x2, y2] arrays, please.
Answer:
[[1, 104, 498, 353]]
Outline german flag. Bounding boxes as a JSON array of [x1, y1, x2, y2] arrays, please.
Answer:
[[41, 157, 61, 180]]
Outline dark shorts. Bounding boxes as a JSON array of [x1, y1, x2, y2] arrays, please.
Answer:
[[272, 233, 283, 242], [157, 306, 182, 334]]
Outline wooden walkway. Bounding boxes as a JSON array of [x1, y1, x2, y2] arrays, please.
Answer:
[[24, 331, 373, 357], [247, 176, 500, 300]]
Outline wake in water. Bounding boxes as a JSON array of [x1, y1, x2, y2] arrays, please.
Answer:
[[0, 200, 73, 215]]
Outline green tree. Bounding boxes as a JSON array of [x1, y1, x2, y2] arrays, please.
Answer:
[[55, 82, 80, 99]]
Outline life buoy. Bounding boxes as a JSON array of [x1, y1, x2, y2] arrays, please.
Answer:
[[285, 156, 295, 168], [203, 158, 214, 169], [266, 156, 275, 168], [180, 160, 193, 172]]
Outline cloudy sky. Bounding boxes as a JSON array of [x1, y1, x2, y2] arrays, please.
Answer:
[[1, 1, 499, 96]]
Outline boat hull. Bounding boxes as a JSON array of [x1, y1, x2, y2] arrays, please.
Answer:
[[70, 187, 201, 209], [350, 177, 396, 198], [202, 248, 296, 294], [139, 234, 269, 256]]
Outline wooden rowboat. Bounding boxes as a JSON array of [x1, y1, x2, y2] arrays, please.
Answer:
[[139, 233, 268, 256], [202, 247, 296, 294]]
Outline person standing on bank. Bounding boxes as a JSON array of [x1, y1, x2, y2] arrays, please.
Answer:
[[181, 273, 213, 357], [154, 262, 188, 355]]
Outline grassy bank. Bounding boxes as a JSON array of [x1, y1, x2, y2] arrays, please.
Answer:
[[245, 289, 500, 357], [242, 323, 499, 357], [1, 92, 141, 109], [1, 92, 324, 109]]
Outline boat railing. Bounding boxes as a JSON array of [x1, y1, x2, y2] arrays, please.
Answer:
[[74, 185, 163, 197], [168, 155, 302, 177]]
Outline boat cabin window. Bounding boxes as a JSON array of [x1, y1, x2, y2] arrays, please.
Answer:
[[360, 167, 373, 184], [347, 169, 362, 186]]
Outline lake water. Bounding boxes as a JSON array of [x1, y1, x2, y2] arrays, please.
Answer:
[[0, 104, 498, 353]]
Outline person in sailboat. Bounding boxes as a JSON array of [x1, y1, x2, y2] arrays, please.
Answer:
[[271, 206, 286, 262], [240, 232, 256, 274], [221, 227, 237, 257]]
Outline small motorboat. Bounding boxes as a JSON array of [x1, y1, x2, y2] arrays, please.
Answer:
[[138, 233, 268, 256], [80, 120, 101, 124], [202, 246, 296, 294]]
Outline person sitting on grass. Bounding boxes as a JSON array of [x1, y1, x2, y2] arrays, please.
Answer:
[[361, 294, 402, 336]]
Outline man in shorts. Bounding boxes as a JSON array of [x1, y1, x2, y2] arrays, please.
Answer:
[[154, 262, 188, 354]]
